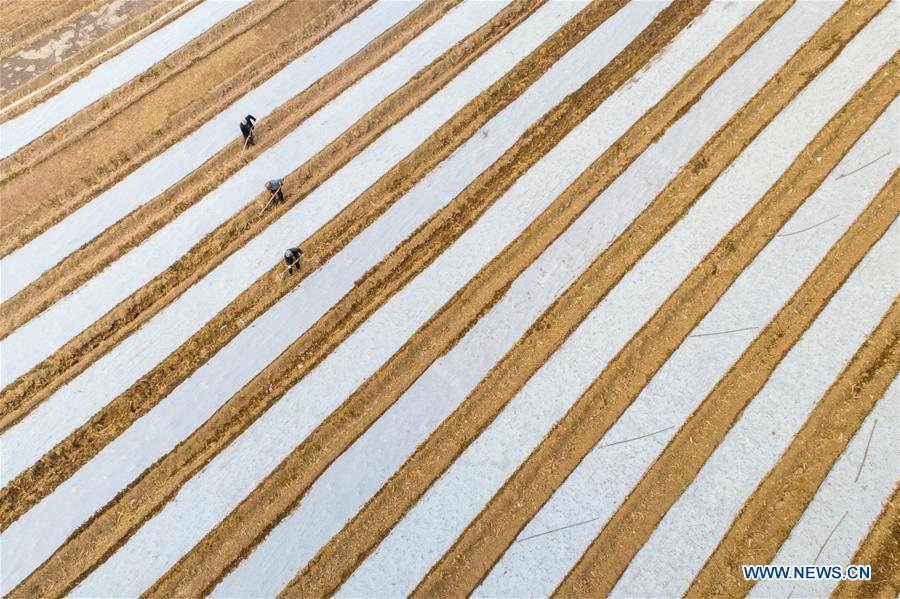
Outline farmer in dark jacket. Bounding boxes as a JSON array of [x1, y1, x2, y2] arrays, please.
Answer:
[[264, 178, 285, 204], [284, 247, 303, 274], [240, 114, 257, 146]]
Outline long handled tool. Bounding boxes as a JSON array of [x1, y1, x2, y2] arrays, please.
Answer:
[[279, 260, 299, 279], [240, 126, 255, 154], [279, 249, 303, 279], [257, 189, 279, 217]]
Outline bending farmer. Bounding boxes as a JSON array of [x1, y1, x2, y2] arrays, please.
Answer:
[[284, 247, 303, 274], [240, 114, 257, 146], [265, 178, 285, 204]]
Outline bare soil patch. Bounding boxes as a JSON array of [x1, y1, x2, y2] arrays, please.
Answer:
[[1, 0, 160, 94]]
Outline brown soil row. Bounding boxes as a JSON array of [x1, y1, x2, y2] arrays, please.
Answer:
[[0, 0, 567, 590], [5, 3, 642, 594], [0, 0, 352, 256], [552, 61, 897, 599], [0, 0, 79, 38], [146, 0, 785, 594], [0, 0, 458, 428], [0, 0, 374, 339], [0, 0, 105, 62], [0, 0, 71, 36], [0, 0, 278, 178], [287, 2, 884, 596], [687, 274, 900, 598], [833, 485, 900, 599], [0, 0, 199, 102]]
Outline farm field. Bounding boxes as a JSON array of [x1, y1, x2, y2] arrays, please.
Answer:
[[0, 0, 897, 597]]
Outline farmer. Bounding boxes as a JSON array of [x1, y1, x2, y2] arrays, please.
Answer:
[[240, 114, 257, 146], [264, 178, 285, 204], [284, 247, 303, 274]]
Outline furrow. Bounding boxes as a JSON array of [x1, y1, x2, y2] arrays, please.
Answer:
[[553, 59, 898, 598], [65, 2, 689, 595], [327, 0, 850, 595], [609, 198, 898, 596], [0, 0, 257, 158], [424, 38, 900, 596], [362, 22, 896, 599], [831, 484, 900, 599], [0, 0, 395, 283], [0, 0, 529, 521], [0, 0, 73, 39], [1, 1, 607, 594], [3, 2, 891, 595], [0, 0, 347, 265], [0, 0, 544, 528], [474, 81, 897, 599], [291, 3, 867, 597], [288, 1, 890, 596], [0, 0, 375, 290], [687, 292, 899, 598], [154, 0, 788, 594], [0, 0, 443, 364], [0, 0, 504, 438], [748, 380, 899, 599]]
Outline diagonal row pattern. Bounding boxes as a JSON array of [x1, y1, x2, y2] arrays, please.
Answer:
[[1, 0, 896, 597]]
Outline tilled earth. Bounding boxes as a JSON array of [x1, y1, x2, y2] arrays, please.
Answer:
[[1, 1, 897, 598]]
